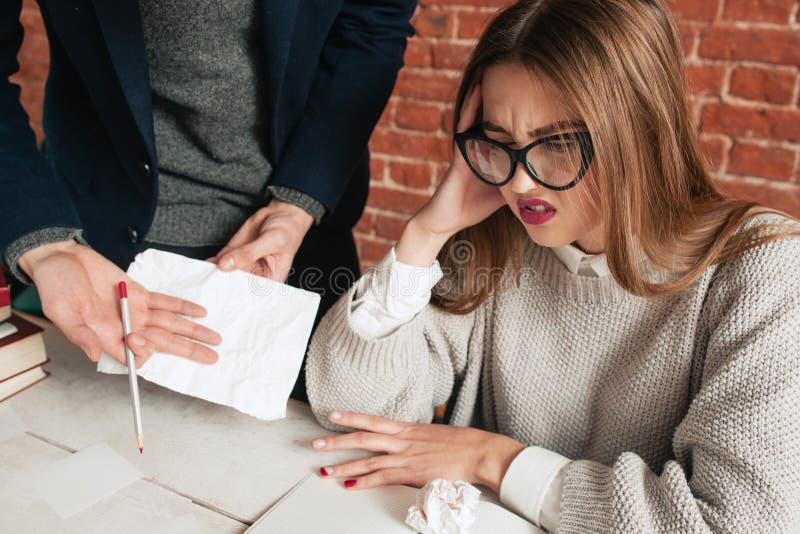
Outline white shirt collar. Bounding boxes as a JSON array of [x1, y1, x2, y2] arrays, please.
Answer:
[[551, 243, 610, 277]]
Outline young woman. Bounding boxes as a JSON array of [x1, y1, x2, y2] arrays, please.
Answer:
[[305, 0, 800, 531]]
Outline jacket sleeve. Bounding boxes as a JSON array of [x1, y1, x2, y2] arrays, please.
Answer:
[[267, 0, 416, 214], [557, 232, 800, 533], [0, 1, 82, 269]]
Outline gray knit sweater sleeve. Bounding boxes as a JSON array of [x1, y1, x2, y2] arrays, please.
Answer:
[[3, 227, 89, 284], [268, 185, 326, 225], [306, 278, 485, 431], [560, 234, 800, 533]]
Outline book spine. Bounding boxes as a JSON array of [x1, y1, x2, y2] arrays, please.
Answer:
[[0, 369, 49, 402], [0, 267, 10, 321]]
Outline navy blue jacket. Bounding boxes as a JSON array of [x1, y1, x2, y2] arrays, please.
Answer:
[[0, 0, 415, 268]]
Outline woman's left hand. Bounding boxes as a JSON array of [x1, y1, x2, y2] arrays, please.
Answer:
[[311, 411, 526, 492]]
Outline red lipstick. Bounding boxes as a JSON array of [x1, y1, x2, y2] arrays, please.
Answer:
[[517, 198, 556, 225]]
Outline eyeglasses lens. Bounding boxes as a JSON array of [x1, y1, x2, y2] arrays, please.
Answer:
[[465, 133, 588, 188]]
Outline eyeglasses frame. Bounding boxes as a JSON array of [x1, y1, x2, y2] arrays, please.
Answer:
[[454, 125, 595, 191]]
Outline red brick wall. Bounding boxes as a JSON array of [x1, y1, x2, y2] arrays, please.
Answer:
[[13, 0, 47, 144], [11, 0, 800, 270]]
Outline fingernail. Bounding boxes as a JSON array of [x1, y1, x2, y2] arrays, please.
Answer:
[[220, 257, 235, 270], [312, 439, 326, 449], [330, 411, 342, 421], [319, 467, 332, 477], [128, 334, 144, 347], [344, 479, 357, 489]]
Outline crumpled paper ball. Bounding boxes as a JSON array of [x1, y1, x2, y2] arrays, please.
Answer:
[[405, 479, 481, 534]]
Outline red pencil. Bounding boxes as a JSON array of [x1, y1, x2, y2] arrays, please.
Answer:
[[119, 282, 144, 454]]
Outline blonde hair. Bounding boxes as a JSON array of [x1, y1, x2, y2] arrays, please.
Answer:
[[434, 0, 799, 313]]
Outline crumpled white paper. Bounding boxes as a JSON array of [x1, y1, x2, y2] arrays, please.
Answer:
[[405, 479, 481, 534], [97, 249, 320, 420]]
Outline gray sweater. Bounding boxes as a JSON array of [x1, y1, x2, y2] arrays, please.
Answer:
[[306, 217, 800, 532], [138, 0, 324, 246]]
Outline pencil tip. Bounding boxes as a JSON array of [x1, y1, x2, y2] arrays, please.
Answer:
[[137, 435, 144, 454]]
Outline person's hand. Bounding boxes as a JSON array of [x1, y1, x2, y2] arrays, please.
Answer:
[[396, 83, 506, 266], [209, 199, 313, 282], [415, 83, 506, 237], [19, 240, 221, 366], [311, 411, 525, 492]]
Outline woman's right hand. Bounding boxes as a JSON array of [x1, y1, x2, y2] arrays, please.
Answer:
[[397, 83, 506, 266]]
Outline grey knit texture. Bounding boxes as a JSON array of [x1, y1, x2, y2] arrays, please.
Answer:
[[269, 185, 326, 224], [307, 216, 800, 532], [139, 0, 273, 246], [3, 227, 88, 284]]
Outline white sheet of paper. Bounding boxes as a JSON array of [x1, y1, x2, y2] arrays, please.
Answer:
[[139, 513, 210, 534], [473, 502, 543, 533], [26, 443, 141, 519], [97, 249, 320, 420], [246, 474, 542, 534], [0, 405, 26, 443]]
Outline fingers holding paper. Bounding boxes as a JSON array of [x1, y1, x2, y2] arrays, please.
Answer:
[[145, 291, 208, 318], [125, 308, 220, 366], [312, 411, 526, 492], [130, 326, 219, 365], [125, 286, 221, 366], [142, 309, 221, 346], [22, 243, 134, 364], [17, 240, 220, 367], [210, 199, 313, 282]]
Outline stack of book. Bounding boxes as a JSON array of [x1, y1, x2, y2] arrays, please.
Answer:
[[0, 269, 48, 401]]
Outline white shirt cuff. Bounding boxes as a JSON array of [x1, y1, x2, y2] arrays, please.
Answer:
[[350, 247, 443, 339], [499, 446, 571, 529]]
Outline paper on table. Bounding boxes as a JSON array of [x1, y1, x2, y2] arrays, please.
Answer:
[[140, 513, 210, 534], [247, 474, 414, 534], [0, 405, 26, 443], [246, 474, 543, 534], [472, 502, 543, 533], [26, 443, 141, 519], [97, 249, 320, 420], [406, 479, 481, 533]]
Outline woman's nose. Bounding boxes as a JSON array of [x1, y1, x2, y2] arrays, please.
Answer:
[[508, 164, 537, 195]]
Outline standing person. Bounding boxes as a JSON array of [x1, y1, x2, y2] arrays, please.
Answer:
[[0, 0, 416, 399], [306, 0, 800, 531]]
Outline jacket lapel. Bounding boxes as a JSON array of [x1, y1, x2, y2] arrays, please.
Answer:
[[90, 0, 156, 163]]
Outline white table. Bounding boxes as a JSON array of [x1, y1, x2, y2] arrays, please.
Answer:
[[2, 316, 364, 533]]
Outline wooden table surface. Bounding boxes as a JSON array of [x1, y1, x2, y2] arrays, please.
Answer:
[[1, 315, 364, 533]]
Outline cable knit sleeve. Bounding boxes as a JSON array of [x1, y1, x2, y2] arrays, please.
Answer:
[[350, 247, 444, 339], [558, 228, 800, 533], [305, 270, 487, 432]]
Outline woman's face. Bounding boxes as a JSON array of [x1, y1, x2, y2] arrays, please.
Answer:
[[481, 62, 604, 253]]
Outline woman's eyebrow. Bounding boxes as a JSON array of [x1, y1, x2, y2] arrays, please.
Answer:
[[482, 119, 587, 138]]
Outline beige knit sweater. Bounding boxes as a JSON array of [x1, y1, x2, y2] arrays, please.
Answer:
[[306, 219, 800, 533]]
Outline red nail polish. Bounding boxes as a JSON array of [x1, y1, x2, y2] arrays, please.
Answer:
[[344, 479, 356, 488], [319, 467, 328, 477]]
